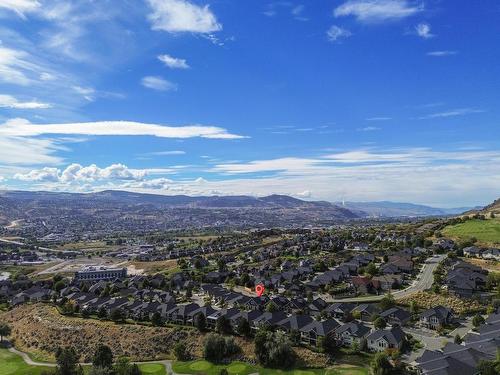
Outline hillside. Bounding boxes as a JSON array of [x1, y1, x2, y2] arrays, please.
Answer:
[[480, 198, 500, 215], [338, 201, 472, 218], [442, 197, 500, 246], [0, 190, 359, 234]]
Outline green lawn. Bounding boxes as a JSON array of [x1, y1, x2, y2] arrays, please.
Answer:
[[442, 218, 500, 245], [172, 360, 368, 375], [0, 348, 53, 375], [138, 363, 166, 375]]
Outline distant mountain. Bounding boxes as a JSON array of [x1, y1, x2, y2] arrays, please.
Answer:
[[0, 190, 359, 233], [337, 201, 475, 218], [473, 198, 500, 215]]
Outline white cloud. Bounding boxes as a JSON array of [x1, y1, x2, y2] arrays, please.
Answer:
[[15, 163, 147, 183], [141, 76, 178, 91], [0, 47, 35, 85], [366, 117, 392, 121], [326, 25, 352, 42], [0, 0, 40, 18], [158, 54, 190, 69], [0, 136, 63, 165], [0, 118, 246, 139], [415, 22, 434, 39], [327, 25, 352, 43], [72, 86, 95, 101], [427, 50, 458, 57], [419, 108, 484, 119], [0, 94, 51, 109], [357, 126, 381, 131], [146, 0, 222, 33], [149, 150, 186, 156], [334, 0, 423, 23]]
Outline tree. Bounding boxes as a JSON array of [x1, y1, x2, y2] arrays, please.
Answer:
[[370, 352, 394, 375], [54, 280, 66, 292], [174, 342, 189, 361], [454, 334, 462, 344], [203, 334, 227, 363], [236, 318, 251, 337], [55, 347, 81, 375], [151, 312, 163, 326], [409, 301, 418, 316], [216, 316, 232, 334], [98, 306, 108, 319], [254, 329, 296, 369], [110, 308, 125, 323], [365, 262, 378, 277], [473, 314, 485, 328], [319, 334, 337, 355], [378, 294, 396, 311], [114, 357, 142, 375], [0, 322, 11, 342], [92, 344, 114, 369], [194, 313, 206, 332], [374, 317, 387, 330]]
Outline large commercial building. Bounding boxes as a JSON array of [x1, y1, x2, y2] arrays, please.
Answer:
[[74, 266, 127, 281]]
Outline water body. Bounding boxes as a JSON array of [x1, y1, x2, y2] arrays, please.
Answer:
[[0, 271, 10, 281]]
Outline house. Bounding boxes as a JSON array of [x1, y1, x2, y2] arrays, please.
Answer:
[[351, 276, 375, 295], [366, 326, 406, 352], [165, 303, 201, 325], [379, 307, 411, 326], [333, 321, 371, 347], [372, 275, 402, 291], [420, 306, 453, 330], [352, 304, 379, 322], [276, 314, 314, 333], [325, 302, 356, 321], [299, 319, 340, 346]]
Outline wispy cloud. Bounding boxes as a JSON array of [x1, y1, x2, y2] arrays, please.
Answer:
[[357, 126, 381, 131], [158, 54, 190, 69], [415, 22, 434, 39], [141, 76, 177, 91], [146, 0, 222, 33], [0, 118, 246, 140], [427, 50, 458, 57], [334, 0, 423, 23], [419, 108, 484, 119], [0, 94, 51, 109], [366, 117, 392, 121], [0, 0, 40, 19], [146, 150, 186, 156], [327, 25, 352, 43]]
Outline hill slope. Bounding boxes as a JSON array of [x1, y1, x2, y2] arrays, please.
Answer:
[[0, 190, 359, 233]]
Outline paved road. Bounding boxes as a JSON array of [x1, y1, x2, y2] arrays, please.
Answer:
[[323, 254, 445, 303]]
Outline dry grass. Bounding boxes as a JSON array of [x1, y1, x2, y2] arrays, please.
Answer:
[[398, 291, 483, 314], [1, 304, 193, 362], [463, 257, 500, 273], [128, 259, 179, 275], [1, 304, 328, 367]]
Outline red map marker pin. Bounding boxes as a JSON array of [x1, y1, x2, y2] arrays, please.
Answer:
[[255, 283, 265, 297]]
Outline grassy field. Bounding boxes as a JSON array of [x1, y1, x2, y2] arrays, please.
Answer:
[[0, 348, 53, 375], [172, 360, 368, 375], [442, 218, 500, 245]]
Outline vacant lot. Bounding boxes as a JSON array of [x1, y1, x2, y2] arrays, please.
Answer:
[[442, 218, 500, 245]]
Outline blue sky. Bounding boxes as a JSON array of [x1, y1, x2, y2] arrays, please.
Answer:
[[0, 0, 499, 207]]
